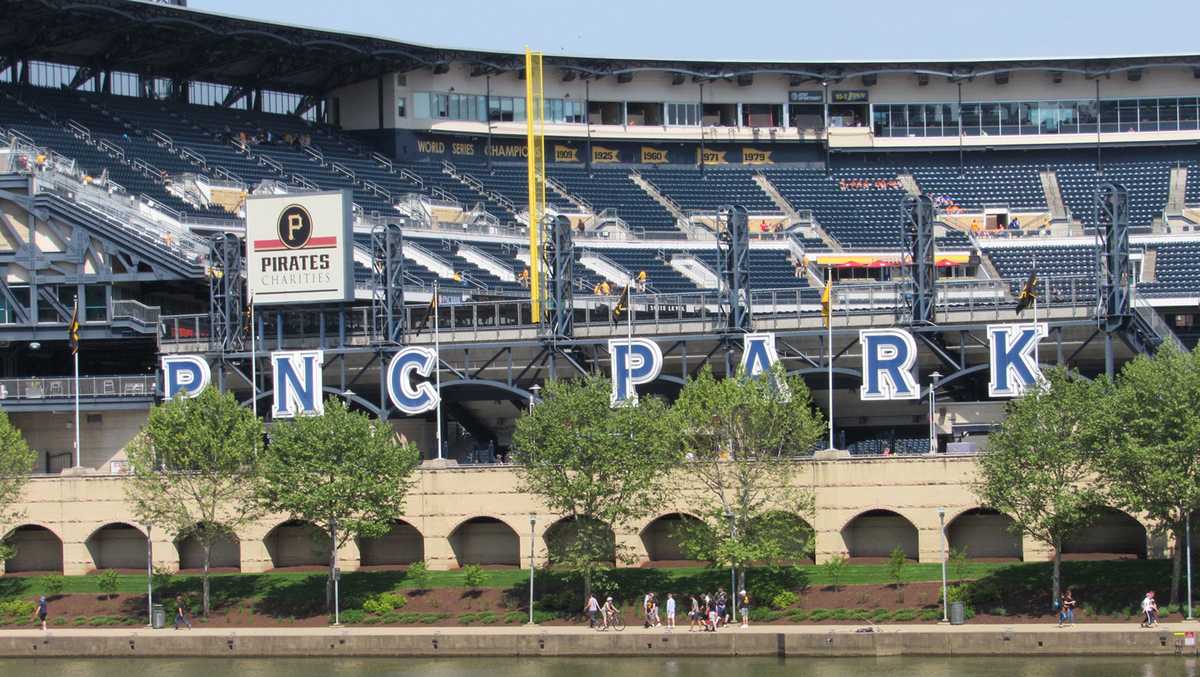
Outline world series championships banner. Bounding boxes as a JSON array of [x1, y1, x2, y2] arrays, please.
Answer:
[[407, 134, 822, 166], [161, 325, 1048, 416]]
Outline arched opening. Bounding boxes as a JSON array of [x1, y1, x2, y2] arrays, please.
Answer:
[[448, 517, 519, 567], [544, 516, 616, 566], [85, 523, 147, 572], [4, 525, 63, 574], [640, 513, 706, 565], [358, 520, 424, 567], [746, 512, 815, 564], [264, 520, 329, 570], [946, 508, 1022, 560], [1062, 507, 1147, 560], [842, 509, 919, 560], [175, 524, 241, 572]]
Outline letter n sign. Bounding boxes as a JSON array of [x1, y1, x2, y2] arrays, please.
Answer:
[[272, 350, 324, 418]]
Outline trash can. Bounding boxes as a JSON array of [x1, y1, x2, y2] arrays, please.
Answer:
[[949, 601, 966, 625], [151, 603, 166, 629]]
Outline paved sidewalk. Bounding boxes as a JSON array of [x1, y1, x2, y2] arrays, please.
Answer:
[[1, 621, 1195, 638]]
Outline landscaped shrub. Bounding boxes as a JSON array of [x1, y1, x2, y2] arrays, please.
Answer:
[[788, 609, 809, 622], [96, 570, 121, 599], [39, 575, 65, 598], [462, 564, 486, 589], [807, 608, 832, 622], [0, 599, 35, 617], [891, 609, 917, 621], [361, 592, 407, 615], [770, 591, 799, 610], [405, 561, 431, 590]]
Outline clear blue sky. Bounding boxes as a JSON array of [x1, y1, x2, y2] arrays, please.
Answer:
[[190, 0, 1199, 62]]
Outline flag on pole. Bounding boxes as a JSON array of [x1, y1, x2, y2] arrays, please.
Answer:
[[68, 298, 81, 354], [820, 276, 833, 328], [610, 284, 631, 326], [1015, 267, 1039, 315], [413, 292, 439, 336]]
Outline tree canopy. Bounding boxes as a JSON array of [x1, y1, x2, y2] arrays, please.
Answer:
[[973, 367, 1110, 602], [0, 408, 36, 563], [124, 387, 262, 615], [258, 397, 420, 611], [511, 376, 680, 599]]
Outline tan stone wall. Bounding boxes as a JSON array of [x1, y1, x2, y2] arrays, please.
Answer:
[[1, 458, 1161, 575], [10, 409, 145, 473]]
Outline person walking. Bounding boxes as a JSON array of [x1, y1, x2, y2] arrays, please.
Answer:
[[32, 596, 47, 631], [584, 593, 600, 629], [665, 593, 676, 631], [739, 589, 751, 628], [688, 595, 701, 632], [1141, 591, 1158, 627], [1058, 589, 1076, 627], [174, 595, 192, 630]]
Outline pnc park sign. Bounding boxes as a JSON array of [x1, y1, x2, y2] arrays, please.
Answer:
[[160, 323, 1047, 417]]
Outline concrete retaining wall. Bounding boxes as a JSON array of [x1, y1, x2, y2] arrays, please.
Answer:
[[0, 628, 1193, 658]]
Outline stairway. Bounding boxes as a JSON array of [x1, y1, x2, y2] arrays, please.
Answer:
[[1039, 169, 1069, 222], [629, 172, 687, 226], [1140, 247, 1157, 283], [1167, 166, 1188, 215], [753, 173, 800, 220]]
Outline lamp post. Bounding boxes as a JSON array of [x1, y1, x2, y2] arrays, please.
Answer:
[[724, 508, 737, 624], [938, 507, 948, 623], [528, 514, 537, 625], [1188, 514, 1194, 621], [146, 524, 153, 628], [928, 371, 943, 454], [529, 383, 541, 414]]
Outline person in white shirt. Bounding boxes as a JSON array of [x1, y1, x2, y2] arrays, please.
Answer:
[[1141, 591, 1158, 627], [584, 594, 600, 628], [665, 593, 676, 630]]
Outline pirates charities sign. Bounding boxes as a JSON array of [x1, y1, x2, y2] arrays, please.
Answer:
[[245, 190, 354, 305]]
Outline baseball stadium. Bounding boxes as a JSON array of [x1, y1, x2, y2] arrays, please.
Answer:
[[0, 0, 1197, 614]]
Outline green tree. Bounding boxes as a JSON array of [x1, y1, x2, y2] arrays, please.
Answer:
[[821, 554, 848, 592], [258, 398, 420, 613], [123, 387, 262, 616], [1098, 344, 1200, 605], [511, 376, 680, 602], [405, 561, 431, 591], [973, 367, 1108, 603], [670, 365, 824, 594], [0, 408, 36, 563]]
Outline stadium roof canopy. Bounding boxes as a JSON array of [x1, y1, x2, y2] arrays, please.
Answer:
[[3, 0, 1200, 96]]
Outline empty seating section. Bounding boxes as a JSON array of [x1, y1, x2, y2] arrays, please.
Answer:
[[1141, 243, 1200, 296], [910, 165, 1045, 211], [983, 245, 1098, 299], [692, 250, 807, 289], [764, 168, 906, 248], [549, 167, 677, 232], [461, 165, 571, 212], [643, 168, 777, 213], [1056, 160, 1170, 229]]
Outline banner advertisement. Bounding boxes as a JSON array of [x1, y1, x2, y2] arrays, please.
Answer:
[[245, 190, 354, 305]]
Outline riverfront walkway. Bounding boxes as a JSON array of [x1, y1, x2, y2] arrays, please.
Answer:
[[1, 622, 1197, 658]]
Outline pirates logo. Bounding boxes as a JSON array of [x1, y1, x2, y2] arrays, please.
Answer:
[[277, 205, 313, 249]]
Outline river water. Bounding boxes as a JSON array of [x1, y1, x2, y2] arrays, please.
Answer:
[[2, 656, 1198, 677]]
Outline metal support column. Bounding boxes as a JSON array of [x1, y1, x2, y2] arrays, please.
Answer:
[[716, 205, 752, 332], [542, 214, 575, 339], [371, 222, 406, 344], [208, 233, 245, 352], [900, 194, 936, 325]]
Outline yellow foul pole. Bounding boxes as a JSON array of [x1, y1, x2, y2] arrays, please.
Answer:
[[525, 48, 545, 321]]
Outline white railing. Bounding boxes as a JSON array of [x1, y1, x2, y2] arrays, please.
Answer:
[[0, 375, 156, 401], [96, 138, 125, 159], [152, 129, 174, 148]]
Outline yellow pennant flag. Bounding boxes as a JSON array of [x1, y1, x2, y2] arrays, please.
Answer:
[[820, 277, 833, 328]]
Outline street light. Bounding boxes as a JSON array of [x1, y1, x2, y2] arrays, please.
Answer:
[[1188, 513, 1194, 621], [938, 507, 948, 623], [928, 371, 943, 454], [528, 514, 537, 625], [529, 384, 541, 414], [146, 524, 153, 628], [724, 508, 737, 624]]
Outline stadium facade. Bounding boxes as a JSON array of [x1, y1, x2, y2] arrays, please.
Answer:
[[0, 0, 1195, 573]]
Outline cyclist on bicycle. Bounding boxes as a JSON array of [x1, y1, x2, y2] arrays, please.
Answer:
[[601, 596, 618, 630]]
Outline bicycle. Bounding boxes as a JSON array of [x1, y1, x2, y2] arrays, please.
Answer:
[[598, 608, 625, 631]]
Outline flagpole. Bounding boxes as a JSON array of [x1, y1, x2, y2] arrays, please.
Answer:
[[73, 300, 81, 469], [1032, 254, 1039, 368], [434, 282, 443, 462], [826, 272, 834, 450]]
